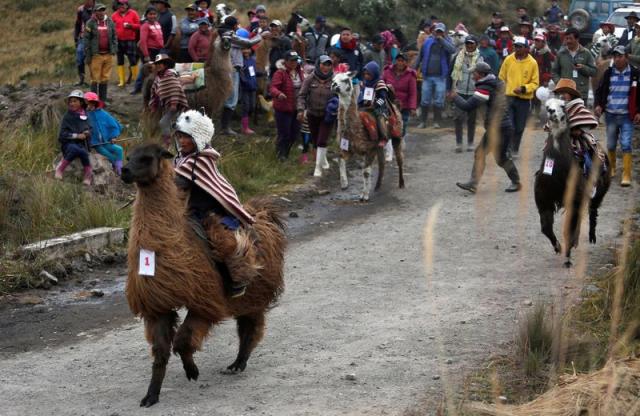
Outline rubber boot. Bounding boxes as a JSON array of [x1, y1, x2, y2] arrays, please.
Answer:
[[54, 159, 70, 180], [314, 147, 326, 177], [621, 153, 632, 187], [608, 150, 617, 178], [114, 160, 123, 176], [221, 107, 238, 136], [241, 116, 255, 135], [130, 64, 139, 83], [98, 83, 108, 103], [417, 106, 428, 128], [90, 82, 98, 93], [433, 106, 442, 129], [117, 65, 126, 87], [82, 166, 92, 186], [76, 67, 86, 86]]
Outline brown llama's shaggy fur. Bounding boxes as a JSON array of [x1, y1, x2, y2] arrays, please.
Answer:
[[122, 144, 285, 407]]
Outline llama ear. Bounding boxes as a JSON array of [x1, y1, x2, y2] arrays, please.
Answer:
[[347, 71, 357, 79]]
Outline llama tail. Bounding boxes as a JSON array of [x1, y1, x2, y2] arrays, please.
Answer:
[[374, 146, 385, 190]]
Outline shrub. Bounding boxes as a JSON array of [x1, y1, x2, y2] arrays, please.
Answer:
[[516, 303, 555, 376], [40, 20, 67, 33]]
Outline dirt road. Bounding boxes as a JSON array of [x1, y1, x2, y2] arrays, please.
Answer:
[[0, 126, 636, 416]]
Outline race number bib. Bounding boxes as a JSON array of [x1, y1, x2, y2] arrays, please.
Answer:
[[340, 137, 349, 151], [543, 158, 555, 175], [363, 87, 374, 101], [248, 66, 256, 77], [572, 69, 578, 78], [139, 248, 156, 277], [503, 48, 509, 57]]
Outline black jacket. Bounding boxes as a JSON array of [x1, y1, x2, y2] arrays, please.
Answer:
[[594, 65, 640, 118], [58, 110, 91, 149], [268, 35, 292, 77], [453, 74, 512, 129]]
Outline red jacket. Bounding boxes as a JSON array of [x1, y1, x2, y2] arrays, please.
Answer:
[[270, 67, 305, 113], [139, 21, 164, 59], [496, 38, 513, 58], [382, 65, 417, 110], [188, 31, 211, 62], [111, 9, 140, 42]]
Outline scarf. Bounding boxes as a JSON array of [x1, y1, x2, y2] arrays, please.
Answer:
[[451, 49, 479, 82], [174, 148, 255, 225], [338, 38, 357, 50], [314, 67, 333, 80]]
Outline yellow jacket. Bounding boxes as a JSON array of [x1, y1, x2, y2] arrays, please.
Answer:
[[498, 53, 540, 99]]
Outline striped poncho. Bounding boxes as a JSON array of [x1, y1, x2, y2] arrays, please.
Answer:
[[150, 69, 189, 112], [174, 148, 255, 225]]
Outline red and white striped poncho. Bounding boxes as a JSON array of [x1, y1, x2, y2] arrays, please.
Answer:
[[174, 148, 255, 225]]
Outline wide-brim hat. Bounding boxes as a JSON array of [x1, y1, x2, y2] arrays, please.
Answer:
[[600, 21, 615, 29], [626, 11, 639, 20], [519, 19, 534, 27], [67, 89, 86, 101], [566, 98, 598, 129], [499, 25, 511, 33], [553, 78, 581, 98], [83, 91, 104, 108], [154, 53, 174, 64]]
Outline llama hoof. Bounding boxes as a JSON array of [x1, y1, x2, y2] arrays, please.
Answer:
[[589, 233, 596, 244], [224, 360, 247, 373], [140, 393, 159, 408], [553, 242, 562, 254], [564, 260, 572, 268], [184, 362, 199, 381]]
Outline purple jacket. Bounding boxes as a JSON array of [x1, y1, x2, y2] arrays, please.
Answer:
[[382, 65, 417, 110]]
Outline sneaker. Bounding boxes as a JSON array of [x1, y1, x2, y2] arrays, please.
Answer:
[[417, 122, 426, 129], [456, 181, 477, 193], [455, 145, 463, 153], [433, 121, 441, 129], [504, 182, 522, 193], [223, 128, 238, 136]]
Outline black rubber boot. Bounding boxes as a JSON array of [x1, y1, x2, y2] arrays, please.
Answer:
[[220, 107, 238, 136], [417, 106, 428, 128], [502, 159, 522, 192], [98, 83, 108, 103], [433, 107, 442, 128], [90, 82, 98, 93], [76, 67, 86, 86]]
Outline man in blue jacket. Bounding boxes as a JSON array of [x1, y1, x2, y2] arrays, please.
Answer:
[[414, 22, 455, 128]]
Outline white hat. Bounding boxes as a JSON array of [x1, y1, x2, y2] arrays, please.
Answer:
[[174, 110, 215, 152]]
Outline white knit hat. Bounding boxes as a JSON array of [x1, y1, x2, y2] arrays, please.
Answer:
[[174, 110, 215, 152]]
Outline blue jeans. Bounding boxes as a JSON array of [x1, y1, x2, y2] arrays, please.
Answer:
[[76, 39, 85, 75], [401, 109, 410, 138], [605, 112, 633, 153], [94, 143, 124, 164], [507, 97, 531, 153], [224, 70, 240, 110], [420, 76, 446, 108]]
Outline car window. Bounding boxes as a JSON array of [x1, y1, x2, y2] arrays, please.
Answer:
[[574, 0, 586, 10], [608, 11, 631, 26]]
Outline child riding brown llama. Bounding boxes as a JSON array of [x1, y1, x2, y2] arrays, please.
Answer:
[[120, 143, 286, 407], [534, 98, 610, 267], [331, 71, 405, 201]]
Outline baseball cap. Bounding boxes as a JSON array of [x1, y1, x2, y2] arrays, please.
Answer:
[[472, 62, 492, 74], [434, 22, 446, 32], [612, 45, 627, 55], [465, 35, 477, 44], [285, 50, 300, 61], [513, 36, 528, 47], [318, 54, 332, 65], [269, 19, 283, 28]]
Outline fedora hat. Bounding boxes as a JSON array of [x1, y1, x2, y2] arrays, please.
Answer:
[[154, 53, 174, 64], [553, 78, 581, 98], [625, 11, 639, 20]]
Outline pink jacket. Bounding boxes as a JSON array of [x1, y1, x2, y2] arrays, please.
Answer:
[[382, 65, 417, 111]]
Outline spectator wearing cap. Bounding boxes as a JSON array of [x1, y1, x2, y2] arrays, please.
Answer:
[[414, 22, 455, 128], [84, 91, 124, 176], [332, 27, 364, 86], [149, 54, 188, 146], [56, 90, 94, 186], [297, 54, 336, 174], [251, 16, 271, 95], [531, 34, 555, 87], [304, 16, 330, 64], [594, 46, 640, 186], [496, 26, 513, 61], [150, 0, 176, 50], [187, 19, 212, 62], [448, 35, 484, 152], [498, 36, 539, 157], [84, 3, 117, 103], [74, 0, 95, 86], [546, 24, 563, 54], [364, 34, 387, 69], [111, 0, 140, 88], [246, 8, 259, 32], [268, 20, 292, 78], [255, 4, 266, 18], [627, 22, 640, 66], [619, 11, 639, 47], [383, 53, 417, 139], [518, 18, 533, 41], [239, 45, 258, 134], [591, 22, 618, 59], [451, 61, 522, 193], [544, 0, 564, 24], [551, 27, 596, 101], [179, 4, 201, 62], [485, 12, 504, 42], [478, 35, 500, 74], [270, 50, 305, 161]]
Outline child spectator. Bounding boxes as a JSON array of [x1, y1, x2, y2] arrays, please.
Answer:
[[84, 92, 124, 176], [197, 0, 213, 24], [55, 90, 93, 186], [239, 47, 258, 134]]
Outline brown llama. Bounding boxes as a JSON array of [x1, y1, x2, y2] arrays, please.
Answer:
[[120, 144, 286, 407], [534, 98, 610, 267], [331, 72, 405, 201]]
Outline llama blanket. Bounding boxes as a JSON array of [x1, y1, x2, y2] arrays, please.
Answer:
[[175, 63, 206, 92], [174, 148, 255, 225]]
